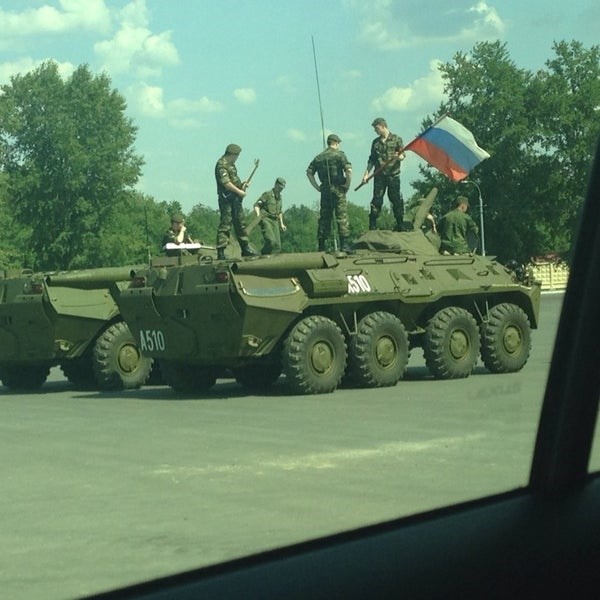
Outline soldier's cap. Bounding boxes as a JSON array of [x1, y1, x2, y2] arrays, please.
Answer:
[[225, 143, 241, 155], [171, 212, 184, 223], [275, 177, 286, 187], [456, 196, 470, 207], [371, 117, 387, 127], [327, 133, 341, 144]]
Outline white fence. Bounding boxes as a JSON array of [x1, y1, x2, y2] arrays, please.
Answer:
[[529, 260, 569, 291]]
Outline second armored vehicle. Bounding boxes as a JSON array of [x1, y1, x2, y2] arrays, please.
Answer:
[[0, 266, 153, 391]]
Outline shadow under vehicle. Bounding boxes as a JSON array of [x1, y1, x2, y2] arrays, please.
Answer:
[[0, 265, 154, 391], [116, 190, 541, 395]]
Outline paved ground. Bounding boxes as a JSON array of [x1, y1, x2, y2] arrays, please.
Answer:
[[1, 292, 596, 599]]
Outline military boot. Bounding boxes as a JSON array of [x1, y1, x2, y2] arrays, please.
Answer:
[[369, 213, 378, 230], [339, 237, 353, 253], [240, 242, 258, 257], [217, 247, 226, 260]]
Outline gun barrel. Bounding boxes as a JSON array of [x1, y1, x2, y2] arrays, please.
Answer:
[[231, 252, 338, 275], [45, 265, 143, 287]]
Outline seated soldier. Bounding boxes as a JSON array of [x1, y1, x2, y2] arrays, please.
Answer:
[[162, 213, 199, 256]]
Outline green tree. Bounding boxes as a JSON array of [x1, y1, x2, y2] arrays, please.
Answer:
[[528, 41, 600, 254], [0, 61, 143, 270], [282, 204, 319, 252], [187, 203, 221, 246], [414, 40, 600, 262]]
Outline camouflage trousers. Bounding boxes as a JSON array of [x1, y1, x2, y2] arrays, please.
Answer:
[[370, 174, 404, 226], [216, 195, 250, 249], [318, 185, 350, 241], [259, 217, 282, 254]]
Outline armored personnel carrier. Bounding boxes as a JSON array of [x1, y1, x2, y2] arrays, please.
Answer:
[[0, 265, 153, 391], [115, 190, 541, 396]]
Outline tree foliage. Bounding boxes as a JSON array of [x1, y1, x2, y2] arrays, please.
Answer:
[[0, 61, 143, 270], [1, 43, 598, 270], [412, 40, 600, 262]]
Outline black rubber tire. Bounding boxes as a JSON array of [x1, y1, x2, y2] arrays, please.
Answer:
[[347, 311, 409, 388], [234, 361, 281, 391], [93, 321, 153, 391], [282, 315, 347, 395], [480, 303, 532, 373], [61, 357, 96, 389], [424, 307, 480, 379], [158, 360, 216, 394], [0, 364, 50, 390]]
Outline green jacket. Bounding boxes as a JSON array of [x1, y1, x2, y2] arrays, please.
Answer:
[[215, 156, 242, 199], [367, 133, 403, 177], [307, 148, 352, 187], [254, 189, 282, 219], [439, 209, 479, 254]]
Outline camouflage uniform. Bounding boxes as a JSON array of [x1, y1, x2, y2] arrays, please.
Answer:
[[215, 155, 251, 251], [307, 147, 351, 248], [162, 227, 196, 256], [439, 208, 479, 254], [254, 188, 283, 254], [367, 132, 404, 229]]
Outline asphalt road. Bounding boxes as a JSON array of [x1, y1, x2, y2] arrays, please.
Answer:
[[1, 292, 596, 599]]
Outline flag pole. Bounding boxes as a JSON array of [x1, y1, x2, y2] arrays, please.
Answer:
[[354, 115, 449, 192]]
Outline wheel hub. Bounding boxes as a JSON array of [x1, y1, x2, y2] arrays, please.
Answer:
[[311, 341, 333, 374], [118, 343, 141, 374], [449, 330, 469, 359], [502, 325, 522, 354], [375, 336, 396, 367]]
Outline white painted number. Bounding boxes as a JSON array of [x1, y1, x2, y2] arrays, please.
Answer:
[[139, 329, 166, 352], [346, 274, 372, 294]]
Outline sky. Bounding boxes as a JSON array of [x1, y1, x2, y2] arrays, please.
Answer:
[[0, 0, 598, 213]]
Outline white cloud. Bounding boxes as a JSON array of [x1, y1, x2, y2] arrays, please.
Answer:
[[169, 97, 223, 114], [234, 88, 256, 104], [0, 58, 76, 85], [131, 83, 223, 128], [0, 0, 110, 40], [94, 0, 179, 78], [372, 60, 445, 113], [133, 83, 165, 117], [275, 75, 296, 95], [287, 128, 307, 142], [353, 1, 505, 50]]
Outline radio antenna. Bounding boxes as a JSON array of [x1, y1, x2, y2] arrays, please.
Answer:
[[312, 36, 327, 150], [311, 36, 338, 251]]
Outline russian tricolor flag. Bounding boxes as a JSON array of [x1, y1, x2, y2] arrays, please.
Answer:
[[404, 115, 490, 182]]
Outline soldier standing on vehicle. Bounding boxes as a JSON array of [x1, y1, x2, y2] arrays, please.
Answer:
[[307, 133, 352, 252], [253, 177, 287, 255], [361, 117, 406, 231], [439, 196, 479, 255], [215, 143, 257, 260]]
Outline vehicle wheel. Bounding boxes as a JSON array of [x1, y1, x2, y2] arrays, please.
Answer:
[[61, 357, 96, 389], [0, 364, 50, 390], [234, 361, 281, 391], [480, 303, 532, 373], [424, 307, 480, 379], [347, 311, 409, 388], [282, 315, 347, 395], [93, 321, 153, 391], [158, 360, 216, 394]]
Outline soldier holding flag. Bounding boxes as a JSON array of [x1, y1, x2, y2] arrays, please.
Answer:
[[361, 117, 406, 231]]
